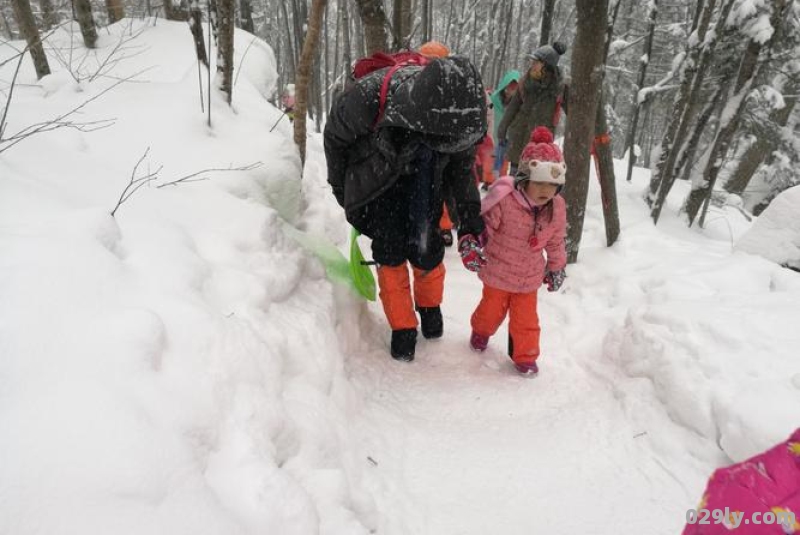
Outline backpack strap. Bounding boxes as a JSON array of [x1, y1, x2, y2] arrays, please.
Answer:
[[373, 63, 407, 129], [372, 55, 430, 130]]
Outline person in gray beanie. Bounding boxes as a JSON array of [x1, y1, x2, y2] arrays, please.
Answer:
[[497, 41, 569, 173]]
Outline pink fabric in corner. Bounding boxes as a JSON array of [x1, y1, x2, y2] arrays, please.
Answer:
[[478, 176, 566, 294], [682, 428, 800, 534]]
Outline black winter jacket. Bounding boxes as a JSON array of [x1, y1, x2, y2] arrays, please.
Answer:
[[324, 56, 487, 237]]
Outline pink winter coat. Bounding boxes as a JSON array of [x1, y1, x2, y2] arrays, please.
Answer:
[[683, 428, 800, 534], [478, 176, 567, 293]]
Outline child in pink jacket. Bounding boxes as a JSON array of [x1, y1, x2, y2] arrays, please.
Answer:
[[458, 126, 567, 375]]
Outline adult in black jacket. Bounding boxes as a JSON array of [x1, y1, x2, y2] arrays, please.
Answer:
[[324, 56, 487, 361]]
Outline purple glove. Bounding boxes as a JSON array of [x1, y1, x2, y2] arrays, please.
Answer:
[[458, 234, 486, 272], [543, 269, 566, 292]]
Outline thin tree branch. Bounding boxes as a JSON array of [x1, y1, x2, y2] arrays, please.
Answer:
[[156, 162, 262, 188]]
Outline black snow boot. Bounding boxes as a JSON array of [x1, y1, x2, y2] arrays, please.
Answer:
[[391, 329, 417, 362], [417, 306, 443, 339], [441, 229, 454, 247]]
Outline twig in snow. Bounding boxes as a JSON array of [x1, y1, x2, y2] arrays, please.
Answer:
[[156, 161, 262, 188], [110, 147, 163, 217]]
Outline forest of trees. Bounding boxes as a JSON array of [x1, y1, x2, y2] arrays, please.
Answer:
[[2, 0, 799, 258]]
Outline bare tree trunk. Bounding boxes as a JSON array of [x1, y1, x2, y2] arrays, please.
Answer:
[[342, 0, 352, 78], [354, 0, 388, 54], [649, 0, 732, 224], [72, 0, 98, 48], [216, 0, 235, 104], [279, 0, 297, 81], [686, 0, 790, 227], [11, 0, 51, 79], [563, 0, 609, 263], [105, 0, 125, 23], [593, 0, 621, 246], [40, 0, 57, 29], [594, 97, 620, 246], [239, 0, 254, 32], [1, 9, 15, 39], [421, 0, 429, 42], [295, 0, 328, 164], [163, 0, 187, 20], [624, 0, 658, 182], [725, 87, 798, 196], [539, 0, 556, 46], [392, 0, 411, 50], [188, 0, 208, 67]]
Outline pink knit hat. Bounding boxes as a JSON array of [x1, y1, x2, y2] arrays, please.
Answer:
[[516, 126, 567, 185]]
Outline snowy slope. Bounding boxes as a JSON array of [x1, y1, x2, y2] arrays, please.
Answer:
[[2, 20, 800, 535]]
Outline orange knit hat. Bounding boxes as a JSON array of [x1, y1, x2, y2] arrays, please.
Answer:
[[418, 41, 450, 58]]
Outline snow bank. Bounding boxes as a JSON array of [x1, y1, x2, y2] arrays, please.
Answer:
[[0, 19, 377, 535], [736, 185, 800, 270]]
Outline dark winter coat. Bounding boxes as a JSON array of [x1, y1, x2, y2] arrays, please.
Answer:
[[324, 56, 487, 241], [497, 68, 567, 165]]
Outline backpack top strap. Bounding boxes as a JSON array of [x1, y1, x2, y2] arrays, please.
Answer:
[[373, 63, 407, 129]]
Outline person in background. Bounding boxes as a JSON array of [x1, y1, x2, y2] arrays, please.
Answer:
[[489, 70, 521, 186], [324, 56, 487, 362], [459, 127, 567, 376], [497, 42, 568, 174]]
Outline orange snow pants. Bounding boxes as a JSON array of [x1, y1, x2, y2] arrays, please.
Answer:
[[471, 284, 540, 365], [377, 262, 445, 330]]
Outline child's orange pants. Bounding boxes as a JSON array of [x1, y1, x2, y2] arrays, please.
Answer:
[[471, 284, 540, 365], [377, 262, 445, 330]]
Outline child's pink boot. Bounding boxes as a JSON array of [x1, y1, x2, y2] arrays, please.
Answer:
[[470, 331, 489, 352], [514, 361, 539, 376]]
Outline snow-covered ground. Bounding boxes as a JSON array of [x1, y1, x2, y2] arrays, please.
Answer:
[[2, 21, 799, 535]]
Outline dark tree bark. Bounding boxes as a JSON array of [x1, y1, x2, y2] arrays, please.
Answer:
[[72, 0, 98, 48], [392, 0, 412, 50], [216, 0, 235, 104], [105, 0, 125, 23], [188, 0, 208, 67], [239, 0, 254, 33], [539, 0, 556, 46], [163, 0, 187, 20], [563, 0, 610, 263], [354, 0, 388, 54], [11, 0, 51, 79], [724, 83, 798, 196], [294, 0, 328, 164], [39, 0, 57, 29], [624, 0, 658, 183], [594, 98, 620, 247]]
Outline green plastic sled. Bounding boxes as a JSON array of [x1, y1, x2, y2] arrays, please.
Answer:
[[349, 228, 376, 301], [282, 225, 351, 286]]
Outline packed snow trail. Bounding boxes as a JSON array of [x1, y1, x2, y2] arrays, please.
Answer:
[[343, 248, 695, 534]]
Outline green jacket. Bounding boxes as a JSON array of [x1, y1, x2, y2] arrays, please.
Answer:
[[497, 68, 567, 165], [489, 70, 521, 141]]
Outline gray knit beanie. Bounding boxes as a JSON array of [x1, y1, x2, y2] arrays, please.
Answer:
[[528, 41, 567, 68]]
